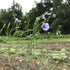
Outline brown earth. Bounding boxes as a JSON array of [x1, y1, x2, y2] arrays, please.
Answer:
[[0, 42, 70, 70]]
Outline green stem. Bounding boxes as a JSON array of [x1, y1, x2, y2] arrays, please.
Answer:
[[47, 39, 50, 70]]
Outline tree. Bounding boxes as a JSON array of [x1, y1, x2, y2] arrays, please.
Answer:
[[8, 0, 23, 23], [23, 0, 53, 30], [51, 1, 70, 34], [67, 0, 70, 5], [41, 0, 53, 12], [0, 0, 24, 35], [52, 0, 63, 12]]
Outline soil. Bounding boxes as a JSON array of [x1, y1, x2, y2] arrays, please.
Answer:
[[0, 42, 70, 70]]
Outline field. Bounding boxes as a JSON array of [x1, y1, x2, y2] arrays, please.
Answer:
[[0, 0, 70, 70], [0, 35, 70, 70]]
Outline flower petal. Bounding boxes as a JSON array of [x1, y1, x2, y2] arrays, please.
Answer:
[[41, 23, 50, 31]]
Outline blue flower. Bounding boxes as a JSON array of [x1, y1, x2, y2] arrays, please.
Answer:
[[42, 15, 46, 20], [29, 34, 33, 37], [15, 18, 21, 22], [15, 18, 19, 21], [18, 20, 21, 22], [41, 23, 50, 31], [36, 17, 40, 21]]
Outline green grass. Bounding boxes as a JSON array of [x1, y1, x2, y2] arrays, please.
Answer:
[[0, 34, 70, 70], [0, 40, 70, 70], [0, 34, 70, 43]]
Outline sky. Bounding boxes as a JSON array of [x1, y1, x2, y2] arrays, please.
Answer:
[[0, 0, 41, 14], [0, 0, 66, 14]]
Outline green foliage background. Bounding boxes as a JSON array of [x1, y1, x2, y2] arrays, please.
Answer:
[[0, 0, 70, 36]]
